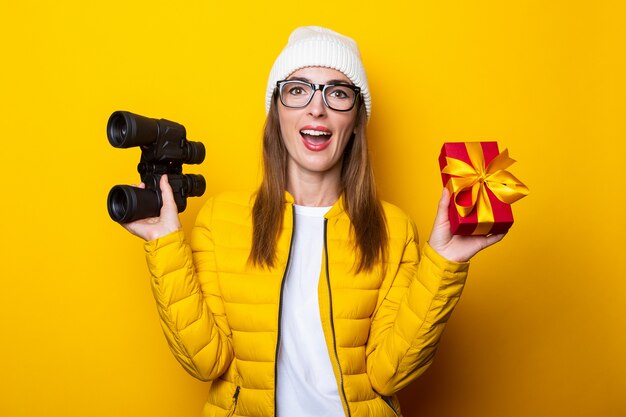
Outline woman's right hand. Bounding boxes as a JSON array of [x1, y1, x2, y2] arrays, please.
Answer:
[[121, 174, 182, 241]]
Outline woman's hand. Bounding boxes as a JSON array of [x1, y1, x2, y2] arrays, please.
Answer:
[[120, 175, 182, 242], [427, 188, 506, 262]]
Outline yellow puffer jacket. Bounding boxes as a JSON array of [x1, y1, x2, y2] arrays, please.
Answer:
[[144, 191, 469, 417]]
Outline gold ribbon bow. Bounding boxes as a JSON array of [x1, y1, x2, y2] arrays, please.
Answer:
[[442, 142, 529, 235]]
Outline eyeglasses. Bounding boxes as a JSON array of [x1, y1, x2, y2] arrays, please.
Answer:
[[276, 80, 360, 112]]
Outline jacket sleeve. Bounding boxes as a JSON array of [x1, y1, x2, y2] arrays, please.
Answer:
[[144, 198, 234, 381], [365, 218, 469, 395]]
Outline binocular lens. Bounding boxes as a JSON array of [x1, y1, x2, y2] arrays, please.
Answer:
[[107, 185, 161, 223], [107, 111, 160, 148], [107, 112, 128, 148], [108, 187, 128, 220]]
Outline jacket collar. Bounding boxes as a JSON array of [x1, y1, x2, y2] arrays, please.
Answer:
[[283, 191, 346, 219]]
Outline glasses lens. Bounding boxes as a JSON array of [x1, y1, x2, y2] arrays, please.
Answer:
[[280, 81, 313, 108], [324, 85, 357, 111]]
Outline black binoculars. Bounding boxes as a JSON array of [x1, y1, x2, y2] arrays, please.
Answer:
[[107, 111, 206, 223]]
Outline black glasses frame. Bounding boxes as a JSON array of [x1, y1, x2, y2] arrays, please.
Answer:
[[276, 80, 361, 112]]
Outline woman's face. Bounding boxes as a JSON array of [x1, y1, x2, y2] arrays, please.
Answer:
[[278, 66, 358, 179]]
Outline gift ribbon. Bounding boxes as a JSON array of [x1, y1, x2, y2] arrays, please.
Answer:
[[442, 142, 529, 235]]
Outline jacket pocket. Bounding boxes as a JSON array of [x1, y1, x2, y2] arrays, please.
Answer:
[[382, 395, 400, 416]]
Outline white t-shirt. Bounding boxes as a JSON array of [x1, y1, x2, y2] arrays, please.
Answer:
[[276, 204, 345, 417]]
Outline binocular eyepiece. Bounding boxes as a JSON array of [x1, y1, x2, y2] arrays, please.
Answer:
[[107, 111, 207, 223]]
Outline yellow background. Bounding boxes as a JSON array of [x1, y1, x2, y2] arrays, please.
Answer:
[[1, 1, 624, 416]]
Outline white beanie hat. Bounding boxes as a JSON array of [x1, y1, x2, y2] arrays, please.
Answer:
[[265, 26, 371, 119]]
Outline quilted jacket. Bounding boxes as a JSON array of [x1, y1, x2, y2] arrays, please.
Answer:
[[144, 191, 469, 417]]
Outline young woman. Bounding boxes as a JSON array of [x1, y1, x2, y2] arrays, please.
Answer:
[[122, 26, 505, 417]]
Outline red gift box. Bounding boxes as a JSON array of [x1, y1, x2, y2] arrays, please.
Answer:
[[438, 142, 529, 236]]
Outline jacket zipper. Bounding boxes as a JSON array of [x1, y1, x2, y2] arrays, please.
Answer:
[[382, 395, 400, 416], [227, 386, 240, 417], [274, 205, 296, 417], [323, 219, 352, 417]]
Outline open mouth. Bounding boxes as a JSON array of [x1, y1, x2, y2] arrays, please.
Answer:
[[300, 129, 333, 151]]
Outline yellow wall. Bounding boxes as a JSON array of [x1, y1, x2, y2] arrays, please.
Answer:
[[1, 1, 624, 416]]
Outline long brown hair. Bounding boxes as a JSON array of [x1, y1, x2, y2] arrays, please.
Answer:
[[249, 93, 387, 272]]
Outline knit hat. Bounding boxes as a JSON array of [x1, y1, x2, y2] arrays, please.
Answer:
[[265, 26, 371, 119]]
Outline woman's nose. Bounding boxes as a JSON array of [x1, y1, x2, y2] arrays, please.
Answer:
[[307, 90, 327, 117]]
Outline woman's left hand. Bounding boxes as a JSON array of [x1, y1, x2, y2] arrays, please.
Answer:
[[427, 188, 506, 262]]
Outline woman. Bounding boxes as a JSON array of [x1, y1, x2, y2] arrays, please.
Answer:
[[123, 26, 504, 417]]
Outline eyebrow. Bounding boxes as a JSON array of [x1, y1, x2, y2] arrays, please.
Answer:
[[287, 76, 354, 86]]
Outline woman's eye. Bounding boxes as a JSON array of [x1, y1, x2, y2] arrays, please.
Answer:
[[329, 88, 349, 99], [289, 87, 305, 95]]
